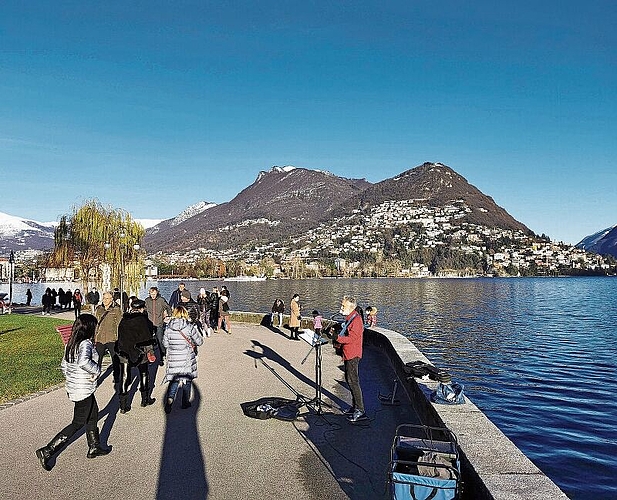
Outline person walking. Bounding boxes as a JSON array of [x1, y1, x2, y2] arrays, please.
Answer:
[[116, 299, 156, 413], [333, 295, 367, 422], [145, 286, 172, 366], [35, 314, 111, 471], [73, 289, 83, 318], [178, 289, 199, 323], [289, 293, 301, 340], [271, 298, 284, 328], [163, 305, 204, 414], [26, 288, 32, 306], [94, 291, 122, 390]]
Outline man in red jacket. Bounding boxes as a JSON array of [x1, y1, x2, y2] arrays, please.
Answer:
[[334, 295, 367, 422]]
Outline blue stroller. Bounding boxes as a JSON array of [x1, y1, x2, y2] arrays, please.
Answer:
[[388, 424, 461, 500]]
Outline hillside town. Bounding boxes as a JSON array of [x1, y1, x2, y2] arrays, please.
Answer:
[[152, 198, 615, 279], [1, 196, 615, 283]]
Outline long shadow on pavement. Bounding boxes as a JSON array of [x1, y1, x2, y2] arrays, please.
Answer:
[[157, 385, 208, 500], [245, 339, 418, 500], [244, 339, 347, 410]]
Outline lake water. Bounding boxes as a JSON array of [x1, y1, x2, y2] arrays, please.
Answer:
[[3, 277, 616, 499]]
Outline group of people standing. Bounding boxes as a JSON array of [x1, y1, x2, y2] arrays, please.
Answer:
[[41, 287, 84, 318]]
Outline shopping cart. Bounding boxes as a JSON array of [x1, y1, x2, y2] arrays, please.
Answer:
[[388, 424, 461, 500]]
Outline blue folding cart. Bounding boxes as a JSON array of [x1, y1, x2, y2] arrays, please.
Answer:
[[388, 424, 461, 500]]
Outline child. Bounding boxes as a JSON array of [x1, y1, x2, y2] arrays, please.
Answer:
[[312, 310, 323, 337], [365, 306, 377, 327]]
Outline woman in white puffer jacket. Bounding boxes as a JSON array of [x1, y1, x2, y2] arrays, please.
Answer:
[[163, 305, 204, 414], [35, 314, 111, 471]]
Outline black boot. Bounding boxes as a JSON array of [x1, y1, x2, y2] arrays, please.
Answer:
[[140, 371, 155, 407], [141, 390, 156, 407], [119, 393, 131, 414], [86, 429, 111, 458], [35, 433, 69, 471]]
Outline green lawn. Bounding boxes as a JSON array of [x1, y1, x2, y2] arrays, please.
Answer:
[[0, 315, 70, 403]]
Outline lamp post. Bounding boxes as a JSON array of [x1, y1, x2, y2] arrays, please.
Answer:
[[8, 251, 15, 314], [119, 230, 125, 312]]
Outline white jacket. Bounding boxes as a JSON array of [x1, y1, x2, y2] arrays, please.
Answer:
[[61, 339, 101, 402]]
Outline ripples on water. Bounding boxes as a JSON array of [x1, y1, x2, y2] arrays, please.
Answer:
[[3, 277, 616, 498]]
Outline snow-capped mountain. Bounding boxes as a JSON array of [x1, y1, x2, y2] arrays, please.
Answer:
[[170, 201, 217, 226], [576, 225, 617, 258], [0, 211, 56, 252], [255, 165, 335, 182], [145, 201, 217, 236]]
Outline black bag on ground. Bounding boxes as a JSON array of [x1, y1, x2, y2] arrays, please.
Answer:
[[241, 397, 302, 421]]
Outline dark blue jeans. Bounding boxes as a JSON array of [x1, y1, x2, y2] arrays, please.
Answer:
[[344, 357, 364, 412], [167, 378, 192, 403]]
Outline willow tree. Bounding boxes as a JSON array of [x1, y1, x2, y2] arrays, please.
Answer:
[[48, 200, 145, 295]]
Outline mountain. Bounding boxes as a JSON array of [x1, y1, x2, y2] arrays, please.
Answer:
[[146, 201, 217, 236], [143, 162, 530, 255], [0, 211, 55, 252], [350, 162, 529, 233], [144, 166, 370, 253], [576, 225, 617, 257]]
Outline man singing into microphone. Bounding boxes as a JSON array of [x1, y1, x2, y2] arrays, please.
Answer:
[[334, 295, 367, 422]]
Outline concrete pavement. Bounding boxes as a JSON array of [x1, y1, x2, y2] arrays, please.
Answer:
[[0, 312, 420, 500]]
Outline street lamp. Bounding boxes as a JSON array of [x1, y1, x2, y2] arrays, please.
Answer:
[[8, 251, 15, 314]]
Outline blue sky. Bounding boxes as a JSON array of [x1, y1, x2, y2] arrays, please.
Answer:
[[1, 1, 615, 245]]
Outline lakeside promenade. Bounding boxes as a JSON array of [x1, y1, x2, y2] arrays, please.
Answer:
[[0, 310, 419, 500]]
